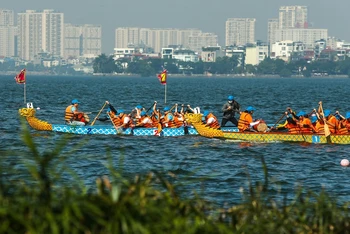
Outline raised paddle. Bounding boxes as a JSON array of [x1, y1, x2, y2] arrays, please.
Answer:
[[146, 101, 157, 113], [319, 101, 331, 138], [90, 101, 108, 126]]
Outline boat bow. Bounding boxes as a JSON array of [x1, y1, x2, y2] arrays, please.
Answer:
[[19, 108, 53, 131]]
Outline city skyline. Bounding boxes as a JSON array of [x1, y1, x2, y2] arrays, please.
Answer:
[[1, 0, 349, 54]]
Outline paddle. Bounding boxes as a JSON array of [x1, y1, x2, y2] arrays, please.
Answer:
[[90, 101, 107, 126], [318, 101, 331, 138], [269, 112, 287, 131], [146, 101, 157, 113]]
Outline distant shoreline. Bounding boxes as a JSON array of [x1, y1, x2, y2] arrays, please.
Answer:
[[0, 71, 348, 78]]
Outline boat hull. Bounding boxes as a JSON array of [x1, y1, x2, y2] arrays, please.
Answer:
[[185, 113, 350, 144], [18, 108, 239, 137]]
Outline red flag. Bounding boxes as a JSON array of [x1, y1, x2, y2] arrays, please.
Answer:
[[15, 69, 26, 84], [157, 69, 167, 85]]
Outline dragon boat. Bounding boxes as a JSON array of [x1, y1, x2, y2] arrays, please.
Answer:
[[18, 108, 239, 137], [185, 113, 350, 144]]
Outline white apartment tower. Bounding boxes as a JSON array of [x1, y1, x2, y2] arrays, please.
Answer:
[[17, 9, 64, 61], [188, 33, 218, 52], [267, 18, 279, 47], [65, 24, 102, 59], [225, 18, 256, 46], [279, 6, 308, 29], [0, 9, 14, 26], [275, 28, 328, 49], [115, 27, 204, 53], [115, 27, 140, 48], [0, 9, 16, 57]]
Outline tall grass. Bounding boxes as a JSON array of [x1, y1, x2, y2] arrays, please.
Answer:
[[0, 123, 349, 233]]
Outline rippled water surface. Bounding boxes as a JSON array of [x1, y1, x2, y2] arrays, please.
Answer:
[[1, 75, 350, 206]]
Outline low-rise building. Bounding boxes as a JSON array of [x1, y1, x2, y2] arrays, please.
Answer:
[[201, 46, 222, 62]]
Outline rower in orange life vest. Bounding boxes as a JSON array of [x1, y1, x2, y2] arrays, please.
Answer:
[[295, 111, 317, 133], [65, 99, 88, 126], [322, 109, 338, 134], [110, 109, 134, 128], [135, 111, 153, 128], [202, 110, 220, 129], [333, 111, 349, 134], [173, 103, 185, 127], [161, 106, 175, 128], [238, 106, 256, 132]]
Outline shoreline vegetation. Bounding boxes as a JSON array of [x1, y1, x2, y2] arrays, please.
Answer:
[[1, 124, 349, 233]]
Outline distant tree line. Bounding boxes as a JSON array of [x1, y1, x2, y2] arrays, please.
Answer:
[[92, 54, 350, 77], [2, 54, 350, 77]]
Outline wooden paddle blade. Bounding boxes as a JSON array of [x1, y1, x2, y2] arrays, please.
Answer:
[[324, 123, 331, 137], [157, 123, 163, 133]]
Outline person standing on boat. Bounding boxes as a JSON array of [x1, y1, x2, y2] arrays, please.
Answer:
[[221, 95, 240, 127], [203, 111, 220, 129], [65, 99, 87, 126]]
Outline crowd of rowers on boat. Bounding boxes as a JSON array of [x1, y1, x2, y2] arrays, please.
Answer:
[[65, 99, 206, 129], [64, 99, 350, 134]]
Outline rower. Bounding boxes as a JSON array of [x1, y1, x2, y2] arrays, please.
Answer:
[[203, 110, 220, 129], [65, 99, 87, 126]]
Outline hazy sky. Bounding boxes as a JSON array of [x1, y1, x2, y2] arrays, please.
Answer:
[[3, 0, 349, 53]]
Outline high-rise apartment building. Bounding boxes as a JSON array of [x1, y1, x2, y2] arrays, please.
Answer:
[[17, 9, 64, 61], [0, 9, 16, 57], [65, 24, 102, 59], [0, 26, 16, 57], [115, 27, 140, 48], [267, 18, 279, 47], [188, 33, 218, 52], [115, 27, 206, 53], [274, 28, 328, 49], [225, 18, 256, 46], [0, 9, 14, 26], [279, 6, 308, 29]]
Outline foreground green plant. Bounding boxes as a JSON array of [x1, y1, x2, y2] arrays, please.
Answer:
[[0, 124, 349, 233]]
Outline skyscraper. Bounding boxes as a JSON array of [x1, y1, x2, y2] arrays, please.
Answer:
[[0, 9, 14, 26], [17, 9, 64, 61], [0, 9, 16, 57], [65, 24, 102, 59], [267, 18, 279, 47], [115, 27, 206, 53], [225, 18, 256, 46], [279, 6, 308, 29]]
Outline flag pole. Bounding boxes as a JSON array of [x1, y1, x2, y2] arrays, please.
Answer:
[[164, 84, 167, 104], [24, 83, 26, 103]]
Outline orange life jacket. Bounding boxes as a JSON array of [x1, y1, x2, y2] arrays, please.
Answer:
[[315, 122, 325, 134], [111, 115, 122, 127], [337, 120, 348, 134], [326, 116, 338, 133], [121, 114, 133, 128], [173, 115, 184, 128], [65, 105, 74, 122], [138, 116, 153, 128], [238, 112, 252, 132], [206, 113, 220, 129], [162, 113, 175, 128], [298, 118, 314, 133]]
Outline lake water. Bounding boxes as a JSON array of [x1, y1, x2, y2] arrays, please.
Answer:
[[1, 75, 350, 206]]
